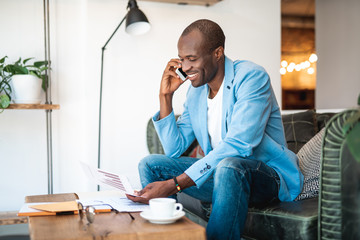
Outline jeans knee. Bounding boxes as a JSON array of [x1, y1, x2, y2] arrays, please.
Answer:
[[138, 154, 160, 173], [214, 157, 248, 181], [217, 157, 243, 169]]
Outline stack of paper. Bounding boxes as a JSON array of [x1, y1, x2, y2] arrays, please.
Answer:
[[18, 163, 150, 217]]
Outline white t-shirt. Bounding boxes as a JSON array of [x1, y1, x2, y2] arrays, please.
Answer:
[[207, 80, 224, 149]]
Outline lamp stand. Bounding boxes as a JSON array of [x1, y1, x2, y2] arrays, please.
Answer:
[[97, 15, 127, 191]]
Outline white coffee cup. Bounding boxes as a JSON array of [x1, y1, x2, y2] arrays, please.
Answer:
[[149, 198, 183, 218]]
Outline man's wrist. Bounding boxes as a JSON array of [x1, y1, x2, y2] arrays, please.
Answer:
[[176, 173, 195, 190], [173, 176, 182, 193], [159, 93, 173, 120]]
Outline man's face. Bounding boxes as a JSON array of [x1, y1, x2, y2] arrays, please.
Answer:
[[177, 30, 218, 88]]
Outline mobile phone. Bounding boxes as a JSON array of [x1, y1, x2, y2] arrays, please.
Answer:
[[175, 67, 187, 81]]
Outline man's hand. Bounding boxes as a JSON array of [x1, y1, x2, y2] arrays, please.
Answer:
[[126, 173, 196, 204], [159, 59, 186, 120], [160, 59, 186, 96], [126, 179, 177, 204]]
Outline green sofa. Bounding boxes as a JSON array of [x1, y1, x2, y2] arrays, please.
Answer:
[[146, 109, 360, 239]]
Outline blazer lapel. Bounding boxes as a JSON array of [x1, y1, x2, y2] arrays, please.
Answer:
[[198, 84, 212, 154], [221, 57, 235, 139]]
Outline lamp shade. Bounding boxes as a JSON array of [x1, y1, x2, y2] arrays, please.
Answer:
[[125, 0, 151, 35]]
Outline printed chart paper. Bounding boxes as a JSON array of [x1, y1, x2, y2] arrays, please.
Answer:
[[80, 161, 134, 194]]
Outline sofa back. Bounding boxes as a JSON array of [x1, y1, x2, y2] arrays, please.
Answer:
[[146, 110, 335, 155]]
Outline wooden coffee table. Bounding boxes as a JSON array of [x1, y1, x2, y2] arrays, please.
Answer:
[[25, 193, 206, 240]]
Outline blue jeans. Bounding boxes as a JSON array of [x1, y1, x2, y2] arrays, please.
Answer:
[[138, 154, 280, 240]]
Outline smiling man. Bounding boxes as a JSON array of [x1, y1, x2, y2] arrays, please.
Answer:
[[127, 19, 303, 240]]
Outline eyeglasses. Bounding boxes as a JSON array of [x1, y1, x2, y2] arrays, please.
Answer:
[[78, 202, 96, 224], [77, 202, 134, 224]]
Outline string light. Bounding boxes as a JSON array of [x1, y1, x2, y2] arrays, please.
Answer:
[[280, 68, 286, 75], [309, 53, 318, 63], [281, 60, 288, 68], [307, 67, 315, 74], [280, 53, 317, 75]]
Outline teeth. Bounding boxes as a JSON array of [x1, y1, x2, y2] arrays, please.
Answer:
[[188, 73, 197, 78]]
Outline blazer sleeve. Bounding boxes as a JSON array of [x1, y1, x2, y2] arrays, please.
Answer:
[[185, 68, 273, 187], [152, 98, 196, 158]]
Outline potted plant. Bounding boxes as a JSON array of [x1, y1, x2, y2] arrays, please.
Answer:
[[0, 56, 12, 111], [4, 57, 49, 104]]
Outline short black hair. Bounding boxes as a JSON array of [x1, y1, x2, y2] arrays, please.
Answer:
[[181, 19, 225, 52]]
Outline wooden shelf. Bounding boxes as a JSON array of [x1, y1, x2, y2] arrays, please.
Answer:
[[139, 0, 222, 6], [0, 211, 28, 225], [6, 104, 60, 110]]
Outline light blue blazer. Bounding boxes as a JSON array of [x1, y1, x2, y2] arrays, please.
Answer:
[[153, 56, 303, 201]]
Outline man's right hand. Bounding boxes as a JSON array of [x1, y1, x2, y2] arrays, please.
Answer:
[[160, 58, 186, 96], [159, 59, 187, 119]]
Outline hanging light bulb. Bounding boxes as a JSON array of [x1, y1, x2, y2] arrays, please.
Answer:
[[281, 60, 288, 68], [286, 62, 295, 72], [309, 53, 318, 63], [295, 64, 301, 71], [307, 67, 315, 74], [300, 62, 306, 69], [280, 68, 286, 75]]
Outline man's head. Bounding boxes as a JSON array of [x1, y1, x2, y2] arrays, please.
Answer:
[[178, 19, 225, 88]]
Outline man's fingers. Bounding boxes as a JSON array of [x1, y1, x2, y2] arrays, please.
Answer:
[[134, 189, 143, 196], [166, 59, 181, 70], [169, 71, 181, 79], [126, 194, 149, 204]]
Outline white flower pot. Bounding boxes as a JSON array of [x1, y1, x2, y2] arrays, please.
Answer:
[[11, 74, 43, 104]]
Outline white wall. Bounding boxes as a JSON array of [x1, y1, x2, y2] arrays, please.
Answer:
[[316, 0, 360, 109], [0, 0, 280, 211]]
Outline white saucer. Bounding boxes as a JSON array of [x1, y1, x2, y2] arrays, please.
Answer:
[[140, 210, 185, 224]]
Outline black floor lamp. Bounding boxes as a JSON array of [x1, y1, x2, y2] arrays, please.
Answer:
[[98, 0, 150, 190]]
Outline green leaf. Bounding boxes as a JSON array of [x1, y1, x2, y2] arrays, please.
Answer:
[[15, 57, 22, 65], [39, 66, 49, 72], [34, 61, 48, 68], [0, 56, 7, 64], [23, 57, 33, 65], [29, 71, 40, 78], [342, 111, 360, 135], [0, 94, 10, 109], [41, 75, 48, 91], [346, 122, 360, 162], [9, 64, 29, 74], [2, 80, 12, 90]]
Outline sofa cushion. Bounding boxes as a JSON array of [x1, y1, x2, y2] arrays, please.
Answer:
[[146, 118, 165, 155], [243, 197, 318, 240], [178, 193, 319, 240], [295, 128, 325, 201], [282, 110, 317, 154], [316, 112, 336, 130]]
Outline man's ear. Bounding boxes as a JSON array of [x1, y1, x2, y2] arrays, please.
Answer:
[[214, 46, 224, 61]]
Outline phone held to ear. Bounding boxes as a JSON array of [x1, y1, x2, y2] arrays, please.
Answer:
[[175, 67, 187, 81]]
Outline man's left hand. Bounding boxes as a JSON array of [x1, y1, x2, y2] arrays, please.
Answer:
[[126, 179, 177, 204]]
